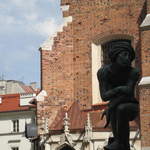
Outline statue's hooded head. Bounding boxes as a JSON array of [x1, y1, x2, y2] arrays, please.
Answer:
[[108, 40, 135, 63]]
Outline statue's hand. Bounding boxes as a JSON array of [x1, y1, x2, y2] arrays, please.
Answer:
[[116, 86, 131, 95]]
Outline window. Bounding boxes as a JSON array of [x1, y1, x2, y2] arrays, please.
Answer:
[[11, 147, 19, 150], [0, 97, 2, 104], [92, 43, 102, 104], [91, 39, 133, 104], [101, 43, 111, 65], [12, 120, 19, 132]]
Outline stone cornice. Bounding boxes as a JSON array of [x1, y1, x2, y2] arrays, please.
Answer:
[[139, 76, 150, 85], [140, 14, 150, 31]]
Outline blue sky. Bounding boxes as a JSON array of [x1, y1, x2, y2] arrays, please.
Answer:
[[0, 0, 63, 87]]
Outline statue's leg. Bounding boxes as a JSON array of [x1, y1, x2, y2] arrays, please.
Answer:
[[104, 111, 120, 150], [110, 110, 117, 141], [116, 103, 139, 150], [116, 104, 130, 149]]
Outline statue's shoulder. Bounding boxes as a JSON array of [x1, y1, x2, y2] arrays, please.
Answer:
[[130, 67, 140, 80], [97, 65, 111, 79], [130, 67, 140, 75]]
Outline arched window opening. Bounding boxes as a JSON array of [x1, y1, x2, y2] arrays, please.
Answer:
[[56, 143, 75, 150], [92, 38, 133, 104], [60, 145, 74, 150], [101, 43, 111, 65]]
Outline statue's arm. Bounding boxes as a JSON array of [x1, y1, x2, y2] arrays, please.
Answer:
[[116, 68, 140, 96], [97, 68, 120, 101]]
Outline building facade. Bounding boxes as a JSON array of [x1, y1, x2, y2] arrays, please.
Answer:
[[37, 0, 150, 150], [0, 94, 36, 150], [0, 80, 36, 95]]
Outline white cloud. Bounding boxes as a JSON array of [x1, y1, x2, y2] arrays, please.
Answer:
[[11, 0, 38, 8], [49, 0, 56, 2], [0, 0, 61, 38], [34, 18, 59, 37], [0, 15, 16, 25], [0, 0, 62, 83], [24, 13, 38, 21]]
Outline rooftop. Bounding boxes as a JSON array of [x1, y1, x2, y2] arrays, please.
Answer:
[[49, 101, 138, 134], [0, 94, 35, 113]]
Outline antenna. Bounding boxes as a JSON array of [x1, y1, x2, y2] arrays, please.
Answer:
[[2, 73, 5, 80], [0, 73, 5, 80], [18, 76, 24, 83]]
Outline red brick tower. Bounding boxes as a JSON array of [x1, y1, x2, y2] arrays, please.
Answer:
[[37, 1, 150, 149], [139, 0, 150, 149]]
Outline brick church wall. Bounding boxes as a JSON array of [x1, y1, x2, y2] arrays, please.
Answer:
[[38, 0, 149, 142], [139, 20, 150, 148], [68, 0, 145, 110], [38, 22, 74, 134]]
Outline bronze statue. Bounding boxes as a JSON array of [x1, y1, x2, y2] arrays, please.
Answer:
[[97, 40, 139, 150]]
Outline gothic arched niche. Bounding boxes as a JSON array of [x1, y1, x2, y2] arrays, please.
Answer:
[[93, 34, 133, 45], [91, 34, 134, 104], [57, 143, 75, 150], [60, 145, 74, 150]]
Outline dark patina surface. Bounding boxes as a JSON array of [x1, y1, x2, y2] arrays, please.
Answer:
[[97, 40, 139, 150]]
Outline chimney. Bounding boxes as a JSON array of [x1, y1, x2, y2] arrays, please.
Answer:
[[30, 82, 37, 90]]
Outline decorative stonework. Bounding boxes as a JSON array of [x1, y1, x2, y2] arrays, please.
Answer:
[[40, 35, 56, 51], [63, 112, 74, 146], [40, 4, 72, 51], [57, 142, 75, 150], [139, 76, 150, 85], [64, 112, 70, 134], [36, 90, 47, 102], [140, 14, 150, 30], [44, 118, 49, 134], [59, 111, 74, 147], [83, 113, 92, 143]]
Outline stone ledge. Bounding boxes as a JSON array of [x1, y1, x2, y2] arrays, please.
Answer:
[[139, 76, 150, 85], [61, 5, 69, 11], [36, 90, 47, 102], [40, 13, 72, 51], [140, 14, 150, 31]]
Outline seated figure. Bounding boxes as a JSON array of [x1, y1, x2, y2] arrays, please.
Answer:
[[97, 40, 139, 150]]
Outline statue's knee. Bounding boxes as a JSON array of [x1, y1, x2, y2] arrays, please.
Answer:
[[116, 104, 126, 115]]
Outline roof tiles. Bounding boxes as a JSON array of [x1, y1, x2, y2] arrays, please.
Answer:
[[49, 101, 139, 133], [0, 94, 35, 113]]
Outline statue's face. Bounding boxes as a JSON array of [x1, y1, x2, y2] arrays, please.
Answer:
[[115, 51, 131, 67]]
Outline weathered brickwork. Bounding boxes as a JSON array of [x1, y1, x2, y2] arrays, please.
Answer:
[[69, 0, 145, 112], [139, 86, 150, 147], [38, 22, 74, 134], [140, 30, 150, 76], [38, 1, 150, 148], [139, 27, 150, 148]]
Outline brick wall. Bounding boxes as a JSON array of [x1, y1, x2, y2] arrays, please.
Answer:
[[38, 22, 74, 133], [139, 85, 150, 148], [69, 0, 144, 111], [38, 0, 148, 138], [139, 13, 150, 148], [140, 30, 150, 76]]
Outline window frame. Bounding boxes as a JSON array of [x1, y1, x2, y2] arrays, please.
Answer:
[[11, 147, 19, 150], [12, 120, 19, 133]]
